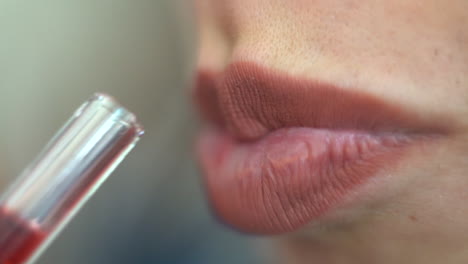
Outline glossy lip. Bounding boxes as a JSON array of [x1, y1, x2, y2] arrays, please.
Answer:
[[194, 61, 446, 235]]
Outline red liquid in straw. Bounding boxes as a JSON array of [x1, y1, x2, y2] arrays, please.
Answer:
[[0, 207, 46, 264]]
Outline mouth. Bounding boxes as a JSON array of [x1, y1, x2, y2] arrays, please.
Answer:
[[194, 61, 446, 235]]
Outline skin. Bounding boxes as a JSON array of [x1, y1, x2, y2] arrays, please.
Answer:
[[193, 0, 468, 263]]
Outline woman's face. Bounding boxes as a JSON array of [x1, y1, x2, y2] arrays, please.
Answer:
[[193, 0, 468, 263]]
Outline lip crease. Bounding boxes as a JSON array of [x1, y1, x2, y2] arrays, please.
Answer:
[[194, 61, 445, 234]]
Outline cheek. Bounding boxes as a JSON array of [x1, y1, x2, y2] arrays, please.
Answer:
[[379, 134, 468, 237]]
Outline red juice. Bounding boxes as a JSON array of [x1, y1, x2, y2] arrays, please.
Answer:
[[0, 94, 143, 263], [0, 207, 46, 264]]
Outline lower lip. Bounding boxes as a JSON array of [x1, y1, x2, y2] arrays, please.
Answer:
[[0, 208, 46, 264], [197, 127, 417, 234]]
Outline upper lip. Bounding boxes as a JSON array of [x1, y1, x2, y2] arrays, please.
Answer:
[[195, 62, 445, 140], [194, 61, 449, 140]]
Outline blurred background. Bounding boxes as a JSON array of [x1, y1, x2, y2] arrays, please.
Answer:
[[0, 1, 268, 263]]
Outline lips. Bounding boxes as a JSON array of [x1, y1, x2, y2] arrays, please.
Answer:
[[194, 61, 444, 234]]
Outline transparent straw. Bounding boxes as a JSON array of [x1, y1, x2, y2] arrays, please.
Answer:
[[0, 93, 143, 264]]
